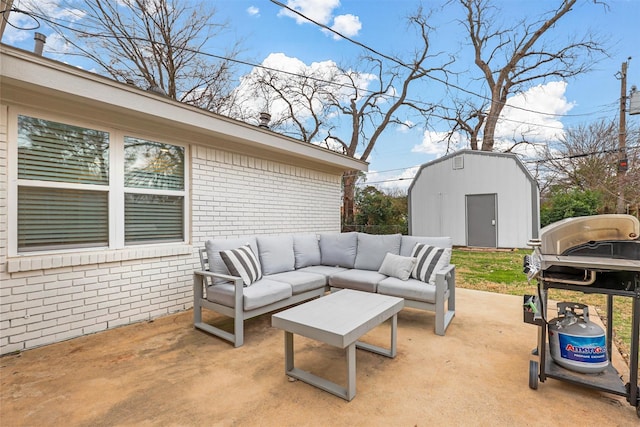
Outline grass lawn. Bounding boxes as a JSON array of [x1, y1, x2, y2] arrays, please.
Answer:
[[451, 248, 637, 366]]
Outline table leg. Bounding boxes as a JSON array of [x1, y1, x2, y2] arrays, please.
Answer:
[[355, 314, 398, 358], [346, 343, 356, 401], [285, 331, 294, 372]]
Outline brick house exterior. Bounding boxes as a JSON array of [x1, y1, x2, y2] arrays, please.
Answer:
[[0, 46, 366, 355]]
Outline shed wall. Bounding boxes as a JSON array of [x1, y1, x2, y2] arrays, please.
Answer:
[[410, 153, 537, 248]]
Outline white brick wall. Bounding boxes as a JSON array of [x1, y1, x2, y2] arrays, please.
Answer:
[[1, 136, 344, 355]]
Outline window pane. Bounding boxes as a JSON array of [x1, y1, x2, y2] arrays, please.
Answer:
[[18, 187, 108, 250], [125, 194, 184, 243], [124, 137, 184, 190], [18, 115, 109, 185]]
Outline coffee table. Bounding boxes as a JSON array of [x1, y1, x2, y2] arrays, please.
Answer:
[[271, 289, 404, 401]]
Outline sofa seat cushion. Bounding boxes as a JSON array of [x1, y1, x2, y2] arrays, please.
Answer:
[[377, 277, 436, 304], [329, 269, 386, 293], [257, 235, 295, 275], [206, 279, 292, 311], [354, 233, 402, 271], [296, 265, 347, 278], [265, 271, 326, 295]]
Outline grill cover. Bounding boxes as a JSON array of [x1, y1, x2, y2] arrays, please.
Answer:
[[539, 214, 639, 255]]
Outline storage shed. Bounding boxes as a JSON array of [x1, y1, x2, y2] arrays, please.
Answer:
[[408, 150, 539, 248]]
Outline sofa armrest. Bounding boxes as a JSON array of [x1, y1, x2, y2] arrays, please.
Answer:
[[434, 264, 456, 335], [193, 270, 245, 306]]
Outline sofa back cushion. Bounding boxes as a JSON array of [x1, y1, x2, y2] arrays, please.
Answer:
[[400, 236, 452, 257], [257, 235, 295, 275], [205, 237, 259, 284], [293, 234, 321, 268], [319, 232, 358, 268], [354, 233, 402, 271]]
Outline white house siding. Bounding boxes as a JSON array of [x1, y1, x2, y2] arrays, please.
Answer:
[[191, 145, 341, 243], [410, 151, 539, 248], [1, 133, 343, 355]]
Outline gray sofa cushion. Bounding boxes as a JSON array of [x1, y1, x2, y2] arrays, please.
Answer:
[[296, 265, 348, 278], [293, 234, 321, 268], [319, 232, 358, 268], [206, 278, 292, 310], [354, 233, 401, 271], [205, 237, 260, 284], [400, 236, 452, 257], [265, 271, 326, 295], [257, 235, 295, 275], [378, 253, 416, 281], [329, 269, 386, 293], [377, 277, 436, 304]]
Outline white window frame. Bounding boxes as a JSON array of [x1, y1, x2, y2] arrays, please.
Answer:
[[7, 107, 190, 257]]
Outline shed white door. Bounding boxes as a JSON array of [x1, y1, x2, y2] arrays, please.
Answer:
[[466, 194, 497, 247]]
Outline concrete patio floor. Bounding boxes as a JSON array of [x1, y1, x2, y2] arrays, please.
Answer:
[[1, 288, 638, 426]]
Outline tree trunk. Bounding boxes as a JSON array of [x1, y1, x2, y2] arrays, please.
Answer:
[[342, 172, 357, 230]]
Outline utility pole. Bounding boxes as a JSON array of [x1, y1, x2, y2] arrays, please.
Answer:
[[616, 60, 629, 214]]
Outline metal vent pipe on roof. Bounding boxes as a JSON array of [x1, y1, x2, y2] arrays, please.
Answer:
[[259, 112, 271, 129], [33, 32, 46, 56]]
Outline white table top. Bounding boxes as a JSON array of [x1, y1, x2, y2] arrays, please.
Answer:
[[272, 290, 404, 348]]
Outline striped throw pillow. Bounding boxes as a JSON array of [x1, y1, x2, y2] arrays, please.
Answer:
[[220, 245, 263, 286], [410, 243, 452, 284]]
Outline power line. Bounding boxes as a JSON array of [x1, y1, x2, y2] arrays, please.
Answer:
[[268, 0, 614, 120], [15, 3, 621, 131]]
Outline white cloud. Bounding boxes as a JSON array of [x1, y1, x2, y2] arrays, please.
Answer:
[[247, 6, 260, 17], [232, 53, 375, 127], [2, 0, 85, 44], [412, 130, 464, 157], [495, 81, 572, 145], [278, 0, 362, 41], [410, 81, 573, 158], [363, 166, 420, 193], [397, 120, 415, 133], [41, 32, 74, 55], [329, 14, 361, 40], [278, 0, 340, 25]]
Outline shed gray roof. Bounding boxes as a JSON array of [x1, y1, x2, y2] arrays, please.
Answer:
[[408, 149, 538, 193]]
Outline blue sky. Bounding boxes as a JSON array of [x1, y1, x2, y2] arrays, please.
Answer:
[[3, 0, 639, 191]]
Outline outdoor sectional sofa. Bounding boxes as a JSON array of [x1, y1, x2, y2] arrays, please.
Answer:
[[193, 232, 456, 347]]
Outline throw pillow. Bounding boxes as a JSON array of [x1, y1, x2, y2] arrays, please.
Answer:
[[220, 245, 262, 286], [411, 243, 452, 284], [378, 253, 417, 281]]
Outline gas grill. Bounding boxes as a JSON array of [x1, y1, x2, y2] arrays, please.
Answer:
[[523, 214, 640, 418]]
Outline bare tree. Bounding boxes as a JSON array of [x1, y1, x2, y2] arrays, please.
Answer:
[[40, 0, 241, 113], [244, 63, 340, 141], [444, 0, 609, 151], [540, 119, 640, 214], [251, 8, 451, 226]]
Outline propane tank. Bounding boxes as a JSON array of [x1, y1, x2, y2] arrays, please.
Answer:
[[548, 302, 608, 374]]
